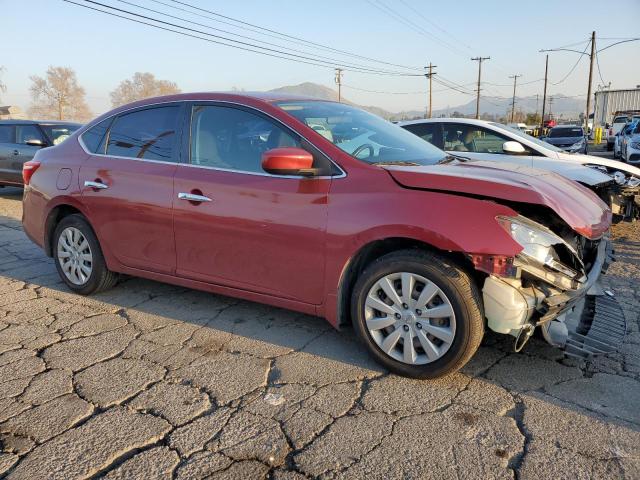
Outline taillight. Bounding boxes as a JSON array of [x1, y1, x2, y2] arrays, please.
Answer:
[[22, 161, 41, 185]]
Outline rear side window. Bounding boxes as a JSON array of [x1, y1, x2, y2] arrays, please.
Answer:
[[0, 125, 15, 143], [81, 118, 113, 154], [107, 106, 180, 161]]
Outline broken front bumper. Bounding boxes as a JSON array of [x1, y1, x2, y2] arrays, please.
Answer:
[[483, 237, 627, 357]]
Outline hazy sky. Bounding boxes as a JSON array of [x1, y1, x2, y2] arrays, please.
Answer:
[[1, 0, 639, 116]]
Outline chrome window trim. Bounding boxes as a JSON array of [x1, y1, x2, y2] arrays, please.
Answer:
[[77, 99, 347, 179]]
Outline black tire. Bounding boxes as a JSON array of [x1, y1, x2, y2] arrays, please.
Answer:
[[351, 249, 484, 379], [607, 142, 613, 151], [52, 214, 118, 295]]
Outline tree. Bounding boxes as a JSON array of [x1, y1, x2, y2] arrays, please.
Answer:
[[110, 72, 180, 107], [28, 66, 91, 121]]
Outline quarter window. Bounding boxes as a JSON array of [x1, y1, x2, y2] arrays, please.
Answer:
[[107, 106, 180, 161], [443, 124, 515, 154], [82, 118, 113, 154], [190, 105, 301, 173]]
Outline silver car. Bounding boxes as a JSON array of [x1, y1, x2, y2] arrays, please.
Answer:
[[0, 120, 80, 186]]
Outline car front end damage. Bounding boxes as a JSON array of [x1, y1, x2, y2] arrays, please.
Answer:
[[473, 215, 626, 357], [586, 166, 640, 220]]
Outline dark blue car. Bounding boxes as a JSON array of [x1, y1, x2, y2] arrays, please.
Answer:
[[543, 125, 588, 154]]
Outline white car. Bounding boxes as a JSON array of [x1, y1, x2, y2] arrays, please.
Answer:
[[623, 123, 640, 164], [607, 114, 631, 151], [399, 117, 640, 219]]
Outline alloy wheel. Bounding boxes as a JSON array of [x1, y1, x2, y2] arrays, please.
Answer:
[[364, 272, 456, 365], [57, 226, 93, 285]]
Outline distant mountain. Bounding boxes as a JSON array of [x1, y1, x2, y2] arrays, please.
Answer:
[[267, 82, 584, 121]]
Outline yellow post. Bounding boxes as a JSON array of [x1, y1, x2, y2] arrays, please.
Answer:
[[594, 127, 602, 145]]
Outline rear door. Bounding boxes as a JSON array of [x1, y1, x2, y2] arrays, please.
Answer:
[[442, 122, 535, 167], [79, 104, 183, 274], [172, 103, 334, 304]]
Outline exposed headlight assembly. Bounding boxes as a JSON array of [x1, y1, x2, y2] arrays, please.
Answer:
[[613, 171, 627, 185], [496, 216, 581, 282]]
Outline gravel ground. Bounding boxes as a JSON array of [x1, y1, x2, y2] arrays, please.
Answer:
[[0, 185, 638, 479]]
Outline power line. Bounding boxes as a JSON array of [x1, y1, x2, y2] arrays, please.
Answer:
[[113, 0, 422, 74], [549, 41, 590, 85], [594, 49, 606, 86], [161, 0, 423, 71], [68, 0, 423, 76], [366, 0, 469, 58], [597, 37, 640, 53]]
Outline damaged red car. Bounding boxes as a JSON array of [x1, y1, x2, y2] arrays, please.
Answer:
[[21, 93, 625, 378]]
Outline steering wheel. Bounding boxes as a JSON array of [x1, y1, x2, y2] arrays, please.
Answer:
[[352, 144, 375, 159]]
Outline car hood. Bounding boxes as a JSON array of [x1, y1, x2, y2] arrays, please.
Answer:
[[384, 161, 611, 240], [555, 152, 640, 177], [526, 157, 613, 186]]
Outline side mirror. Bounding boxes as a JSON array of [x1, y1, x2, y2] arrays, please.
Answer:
[[262, 147, 315, 176], [502, 141, 526, 155], [25, 139, 46, 147]]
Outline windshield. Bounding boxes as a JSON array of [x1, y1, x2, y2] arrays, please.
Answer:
[[40, 124, 80, 145], [490, 122, 563, 152], [276, 101, 447, 165], [613, 116, 628, 124], [548, 127, 584, 138]]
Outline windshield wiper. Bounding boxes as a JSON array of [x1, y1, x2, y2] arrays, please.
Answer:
[[371, 161, 421, 166], [438, 154, 467, 164]]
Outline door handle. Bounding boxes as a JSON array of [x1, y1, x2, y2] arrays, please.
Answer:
[[12, 150, 19, 156], [84, 180, 109, 190], [178, 192, 212, 203]]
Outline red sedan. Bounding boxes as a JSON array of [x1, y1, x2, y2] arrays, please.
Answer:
[[21, 93, 622, 378]]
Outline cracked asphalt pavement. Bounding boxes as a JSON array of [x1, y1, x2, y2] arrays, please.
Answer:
[[0, 185, 639, 479]]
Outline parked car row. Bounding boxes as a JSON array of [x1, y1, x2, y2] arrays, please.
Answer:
[[0, 120, 81, 186], [16, 92, 628, 379], [399, 118, 640, 220], [614, 120, 640, 164]]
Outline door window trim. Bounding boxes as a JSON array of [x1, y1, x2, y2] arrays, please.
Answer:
[[78, 102, 185, 165], [183, 101, 344, 179], [77, 99, 345, 178]]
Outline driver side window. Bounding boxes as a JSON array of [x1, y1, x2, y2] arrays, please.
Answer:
[[190, 105, 301, 174], [443, 124, 518, 154]]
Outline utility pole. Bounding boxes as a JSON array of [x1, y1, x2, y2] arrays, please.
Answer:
[[509, 74, 522, 123], [471, 56, 490, 119], [540, 54, 549, 131], [334, 68, 343, 102], [585, 31, 596, 132], [424, 62, 437, 118]]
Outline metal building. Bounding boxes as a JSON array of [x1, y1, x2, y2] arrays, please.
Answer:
[[593, 88, 640, 127]]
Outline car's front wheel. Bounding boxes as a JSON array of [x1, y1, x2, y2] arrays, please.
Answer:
[[351, 250, 484, 379], [53, 214, 118, 295]]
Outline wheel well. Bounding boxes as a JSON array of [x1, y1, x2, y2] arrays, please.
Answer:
[[336, 237, 476, 328], [44, 205, 83, 257]]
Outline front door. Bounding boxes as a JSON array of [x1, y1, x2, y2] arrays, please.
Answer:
[[442, 123, 534, 167], [79, 104, 183, 274], [173, 103, 332, 304]]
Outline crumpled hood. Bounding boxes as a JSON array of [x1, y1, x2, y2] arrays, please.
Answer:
[[384, 161, 611, 240], [556, 152, 640, 178]]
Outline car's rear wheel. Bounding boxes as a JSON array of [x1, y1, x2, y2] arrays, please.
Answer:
[[53, 214, 118, 294], [351, 250, 484, 379]]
